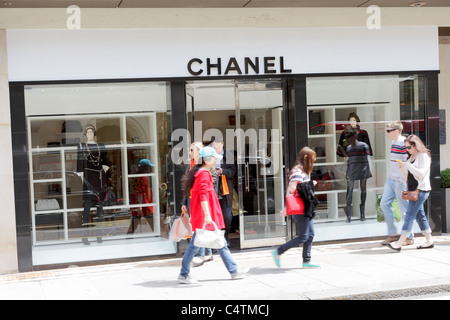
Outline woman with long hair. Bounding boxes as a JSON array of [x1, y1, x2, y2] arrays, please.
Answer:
[[181, 142, 214, 266], [181, 141, 204, 214], [388, 135, 434, 252], [178, 147, 246, 284], [272, 147, 320, 268]]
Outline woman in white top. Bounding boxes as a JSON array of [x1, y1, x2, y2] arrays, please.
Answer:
[[388, 135, 434, 252]]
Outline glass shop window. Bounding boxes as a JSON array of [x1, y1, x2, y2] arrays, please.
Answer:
[[25, 82, 174, 247], [306, 75, 427, 241]]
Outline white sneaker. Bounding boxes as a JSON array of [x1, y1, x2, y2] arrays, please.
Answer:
[[230, 268, 249, 280], [204, 254, 214, 262], [191, 257, 204, 267], [178, 275, 198, 284]]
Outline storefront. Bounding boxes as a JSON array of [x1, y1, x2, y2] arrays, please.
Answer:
[[7, 26, 442, 271]]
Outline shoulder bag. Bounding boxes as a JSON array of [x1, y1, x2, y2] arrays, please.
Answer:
[[402, 175, 418, 201], [402, 189, 418, 201], [194, 221, 225, 249], [286, 190, 305, 215]]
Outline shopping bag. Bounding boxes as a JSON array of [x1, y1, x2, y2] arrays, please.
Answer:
[[376, 194, 401, 223], [168, 209, 192, 241], [193, 221, 225, 249], [286, 190, 305, 215], [221, 175, 230, 195]]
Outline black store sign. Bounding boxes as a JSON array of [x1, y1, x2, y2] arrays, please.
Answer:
[[187, 56, 292, 76]]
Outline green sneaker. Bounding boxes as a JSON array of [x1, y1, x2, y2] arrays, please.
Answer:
[[272, 249, 280, 267], [302, 262, 320, 269]]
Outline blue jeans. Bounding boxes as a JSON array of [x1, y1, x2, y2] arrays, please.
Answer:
[[277, 214, 314, 263], [179, 232, 237, 277], [401, 190, 432, 237], [380, 178, 410, 237], [197, 247, 212, 257]]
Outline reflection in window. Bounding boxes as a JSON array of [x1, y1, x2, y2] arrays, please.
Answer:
[[25, 82, 173, 249], [307, 75, 427, 231]]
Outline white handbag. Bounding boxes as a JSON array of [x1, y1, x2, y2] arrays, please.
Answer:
[[35, 199, 60, 211], [193, 221, 225, 249]]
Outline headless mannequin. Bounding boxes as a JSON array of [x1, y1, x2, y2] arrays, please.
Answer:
[[77, 126, 109, 245]]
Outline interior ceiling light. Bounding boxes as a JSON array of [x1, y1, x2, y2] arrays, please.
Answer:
[[409, 1, 426, 7]]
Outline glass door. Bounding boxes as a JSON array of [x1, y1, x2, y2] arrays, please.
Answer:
[[235, 80, 287, 249], [185, 79, 288, 249]]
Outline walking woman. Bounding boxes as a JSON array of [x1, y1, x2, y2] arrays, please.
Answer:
[[178, 146, 246, 283], [388, 135, 434, 252], [181, 142, 213, 266], [272, 147, 320, 268]]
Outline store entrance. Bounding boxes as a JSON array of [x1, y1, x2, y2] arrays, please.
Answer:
[[185, 79, 287, 249]]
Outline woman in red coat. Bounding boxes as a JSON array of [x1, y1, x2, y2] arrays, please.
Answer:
[[178, 146, 247, 284]]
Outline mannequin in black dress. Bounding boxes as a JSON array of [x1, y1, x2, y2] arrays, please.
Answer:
[[77, 124, 109, 245]]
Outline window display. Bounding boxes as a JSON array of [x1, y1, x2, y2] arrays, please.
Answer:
[[306, 75, 427, 241], [25, 82, 175, 263]]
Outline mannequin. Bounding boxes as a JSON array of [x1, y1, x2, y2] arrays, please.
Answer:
[[77, 124, 109, 245], [337, 112, 373, 158], [127, 159, 154, 234], [341, 127, 372, 222]]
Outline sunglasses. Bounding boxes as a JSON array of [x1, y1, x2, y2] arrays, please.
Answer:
[[386, 129, 397, 133], [405, 145, 414, 150]]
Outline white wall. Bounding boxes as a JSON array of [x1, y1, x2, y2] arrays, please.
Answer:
[[440, 37, 450, 171], [25, 82, 168, 116], [6, 27, 438, 81], [0, 30, 18, 274], [1, 8, 450, 29]]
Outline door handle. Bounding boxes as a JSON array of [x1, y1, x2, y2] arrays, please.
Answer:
[[245, 163, 249, 192]]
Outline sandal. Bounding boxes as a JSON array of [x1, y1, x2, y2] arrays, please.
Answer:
[[417, 243, 434, 249]]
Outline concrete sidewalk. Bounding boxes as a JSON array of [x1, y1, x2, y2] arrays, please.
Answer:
[[0, 234, 450, 300]]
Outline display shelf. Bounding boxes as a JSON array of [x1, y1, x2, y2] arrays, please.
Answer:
[[28, 112, 160, 245], [308, 103, 390, 222]]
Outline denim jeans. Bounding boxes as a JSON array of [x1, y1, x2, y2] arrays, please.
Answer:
[[401, 190, 432, 237], [197, 247, 212, 257], [277, 214, 314, 263], [380, 178, 410, 237], [219, 198, 233, 239], [179, 232, 237, 278]]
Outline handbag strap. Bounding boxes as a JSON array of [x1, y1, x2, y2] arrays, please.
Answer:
[[181, 207, 188, 216], [201, 221, 218, 231]]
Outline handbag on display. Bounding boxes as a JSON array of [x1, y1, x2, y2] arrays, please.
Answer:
[[193, 221, 225, 249], [402, 189, 419, 201], [285, 190, 305, 215], [35, 199, 60, 211]]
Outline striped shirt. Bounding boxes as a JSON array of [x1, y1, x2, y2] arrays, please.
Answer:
[[289, 167, 309, 184], [389, 136, 408, 182]]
